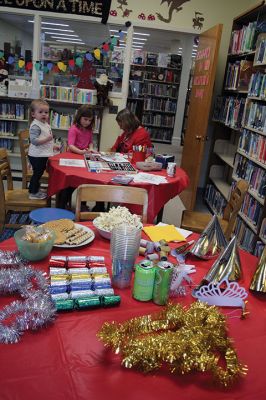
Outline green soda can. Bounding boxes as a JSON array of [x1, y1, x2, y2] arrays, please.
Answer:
[[152, 261, 174, 305], [133, 261, 156, 301]]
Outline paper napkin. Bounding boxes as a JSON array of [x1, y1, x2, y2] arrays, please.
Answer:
[[143, 224, 186, 242]]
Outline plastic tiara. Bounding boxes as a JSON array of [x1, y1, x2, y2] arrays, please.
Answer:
[[193, 277, 248, 309]]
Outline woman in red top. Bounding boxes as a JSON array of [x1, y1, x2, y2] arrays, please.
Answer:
[[111, 108, 152, 153]]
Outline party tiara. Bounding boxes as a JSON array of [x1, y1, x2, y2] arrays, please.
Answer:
[[193, 277, 248, 308]]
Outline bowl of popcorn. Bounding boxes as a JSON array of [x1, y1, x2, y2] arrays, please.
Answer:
[[14, 226, 55, 261], [93, 206, 143, 240]]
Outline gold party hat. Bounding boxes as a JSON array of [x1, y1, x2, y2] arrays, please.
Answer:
[[250, 246, 266, 293], [189, 215, 227, 260]]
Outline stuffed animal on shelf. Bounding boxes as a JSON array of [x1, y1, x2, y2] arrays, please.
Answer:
[[0, 68, 8, 96], [94, 74, 113, 107]]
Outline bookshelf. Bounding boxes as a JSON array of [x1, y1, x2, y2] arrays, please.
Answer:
[[0, 94, 103, 178], [127, 51, 182, 144], [205, 1, 266, 257]]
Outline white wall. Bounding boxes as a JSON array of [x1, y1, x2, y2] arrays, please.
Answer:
[[0, 19, 32, 54]]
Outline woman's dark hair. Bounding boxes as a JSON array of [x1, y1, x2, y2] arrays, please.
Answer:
[[116, 108, 140, 134], [74, 105, 94, 128]]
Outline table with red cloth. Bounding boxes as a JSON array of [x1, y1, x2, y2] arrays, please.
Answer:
[[47, 152, 189, 223], [0, 223, 265, 400]]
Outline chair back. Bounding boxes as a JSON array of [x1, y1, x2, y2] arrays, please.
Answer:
[[18, 129, 31, 189], [223, 179, 249, 238], [75, 184, 148, 223]]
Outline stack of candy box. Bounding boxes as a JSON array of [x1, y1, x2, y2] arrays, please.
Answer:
[[49, 255, 120, 311]]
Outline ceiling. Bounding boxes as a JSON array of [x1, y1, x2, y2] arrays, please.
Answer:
[[0, 12, 191, 54]]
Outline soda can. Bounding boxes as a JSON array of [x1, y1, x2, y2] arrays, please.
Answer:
[[133, 261, 156, 301], [152, 261, 174, 305], [167, 162, 176, 177]]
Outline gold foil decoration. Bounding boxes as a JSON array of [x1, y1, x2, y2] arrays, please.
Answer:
[[250, 246, 266, 292], [98, 302, 247, 386], [189, 215, 227, 259]]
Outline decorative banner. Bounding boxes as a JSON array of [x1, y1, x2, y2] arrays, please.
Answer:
[[94, 48, 101, 60], [75, 56, 83, 67], [0, 0, 112, 23], [0, 50, 4, 58], [7, 55, 15, 64], [18, 59, 25, 69], [25, 61, 33, 71], [35, 61, 40, 71], [68, 59, 75, 69], [47, 62, 54, 71], [85, 52, 94, 61]]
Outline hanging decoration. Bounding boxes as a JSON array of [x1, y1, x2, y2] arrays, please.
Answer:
[[0, 264, 56, 344], [94, 48, 101, 60], [85, 52, 94, 62], [25, 61, 33, 71], [192, 11, 205, 30], [18, 58, 25, 69], [57, 61, 67, 72], [98, 302, 247, 386], [35, 61, 40, 71], [7, 55, 15, 65], [0, 50, 4, 59], [75, 56, 83, 68], [68, 59, 75, 69]]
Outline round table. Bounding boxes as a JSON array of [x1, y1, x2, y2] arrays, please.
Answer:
[[47, 152, 189, 223]]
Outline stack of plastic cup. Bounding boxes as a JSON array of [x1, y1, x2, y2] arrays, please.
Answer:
[[111, 224, 141, 288]]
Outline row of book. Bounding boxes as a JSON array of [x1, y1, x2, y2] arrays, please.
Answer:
[[238, 128, 266, 164], [254, 35, 266, 65], [0, 103, 26, 120], [213, 96, 245, 129], [233, 154, 266, 199], [234, 216, 256, 253], [254, 241, 265, 257], [0, 121, 16, 136], [147, 128, 172, 142], [50, 110, 74, 130], [40, 85, 96, 105], [224, 60, 253, 90], [143, 83, 179, 98], [132, 51, 182, 69], [143, 98, 177, 113], [243, 100, 266, 132], [144, 70, 180, 84], [229, 21, 257, 54], [142, 113, 175, 128], [204, 184, 227, 217], [248, 71, 266, 98], [0, 138, 14, 151], [240, 192, 263, 227]]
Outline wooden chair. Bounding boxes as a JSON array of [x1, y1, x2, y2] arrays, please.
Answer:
[[18, 129, 49, 189], [75, 184, 149, 223], [180, 179, 249, 240], [0, 148, 48, 233]]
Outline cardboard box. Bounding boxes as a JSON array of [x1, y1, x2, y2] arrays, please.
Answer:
[[155, 154, 175, 169]]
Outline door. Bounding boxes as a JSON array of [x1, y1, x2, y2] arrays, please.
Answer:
[[180, 24, 223, 210]]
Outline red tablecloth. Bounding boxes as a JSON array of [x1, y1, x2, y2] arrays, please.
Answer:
[[0, 224, 265, 400], [47, 152, 189, 223]]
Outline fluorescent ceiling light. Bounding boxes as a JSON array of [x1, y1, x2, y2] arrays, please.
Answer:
[[178, 47, 182, 50], [52, 37, 83, 41], [28, 20, 69, 26], [109, 29, 127, 34], [132, 37, 147, 41], [133, 41, 146, 45], [193, 44, 198, 47], [56, 40, 85, 44], [132, 46, 143, 49], [45, 32, 79, 37], [134, 32, 150, 36], [41, 27, 74, 32]]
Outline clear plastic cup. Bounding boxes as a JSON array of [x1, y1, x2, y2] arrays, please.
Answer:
[[111, 225, 141, 288]]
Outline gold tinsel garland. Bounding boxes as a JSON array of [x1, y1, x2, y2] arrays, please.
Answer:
[[97, 302, 247, 387]]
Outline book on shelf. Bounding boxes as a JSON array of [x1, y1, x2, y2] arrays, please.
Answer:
[[158, 53, 170, 68], [254, 33, 266, 65], [146, 52, 158, 66], [130, 68, 144, 81], [169, 54, 182, 69], [238, 60, 254, 90], [111, 47, 124, 63], [131, 49, 145, 65], [129, 81, 142, 98]]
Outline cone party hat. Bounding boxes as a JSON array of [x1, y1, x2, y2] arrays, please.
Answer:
[[189, 215, 227, 260], [250, 246, 266, 293]]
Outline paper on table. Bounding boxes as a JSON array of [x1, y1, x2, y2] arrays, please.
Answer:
[[143, 224, 186, 242], [133, 172, 167, 185], [157, 222, 193, 239], [59, 159, 85, 167], [101, 154, 128, 163]]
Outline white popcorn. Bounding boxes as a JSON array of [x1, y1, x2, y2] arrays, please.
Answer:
[[94, 206, 142, 232]]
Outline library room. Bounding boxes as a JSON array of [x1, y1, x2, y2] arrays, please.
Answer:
[[0, 2, 266, 400]]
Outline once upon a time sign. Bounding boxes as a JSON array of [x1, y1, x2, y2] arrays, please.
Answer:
[[0, 0, 111, 22]]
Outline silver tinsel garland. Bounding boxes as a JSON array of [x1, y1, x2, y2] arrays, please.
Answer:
[[0, 262, 56, 344]]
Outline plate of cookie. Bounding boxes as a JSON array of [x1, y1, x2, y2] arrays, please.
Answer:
[[41, 219, 95, 248]]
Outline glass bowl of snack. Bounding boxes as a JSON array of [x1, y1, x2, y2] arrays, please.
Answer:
[[93, 206, 143, 240], [14, 226, 55, 261]]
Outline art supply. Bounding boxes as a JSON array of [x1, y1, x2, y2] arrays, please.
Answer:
[[147, 253, 159, 261], [133, 262, 156, 301], [139, 246, 147, 256], [152, 262, 174, 305]]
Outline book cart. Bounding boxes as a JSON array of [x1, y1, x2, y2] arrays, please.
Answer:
[[205, 1, 266, 256]]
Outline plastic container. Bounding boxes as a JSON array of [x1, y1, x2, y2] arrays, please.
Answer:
[[14, 227, 55, 261]]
